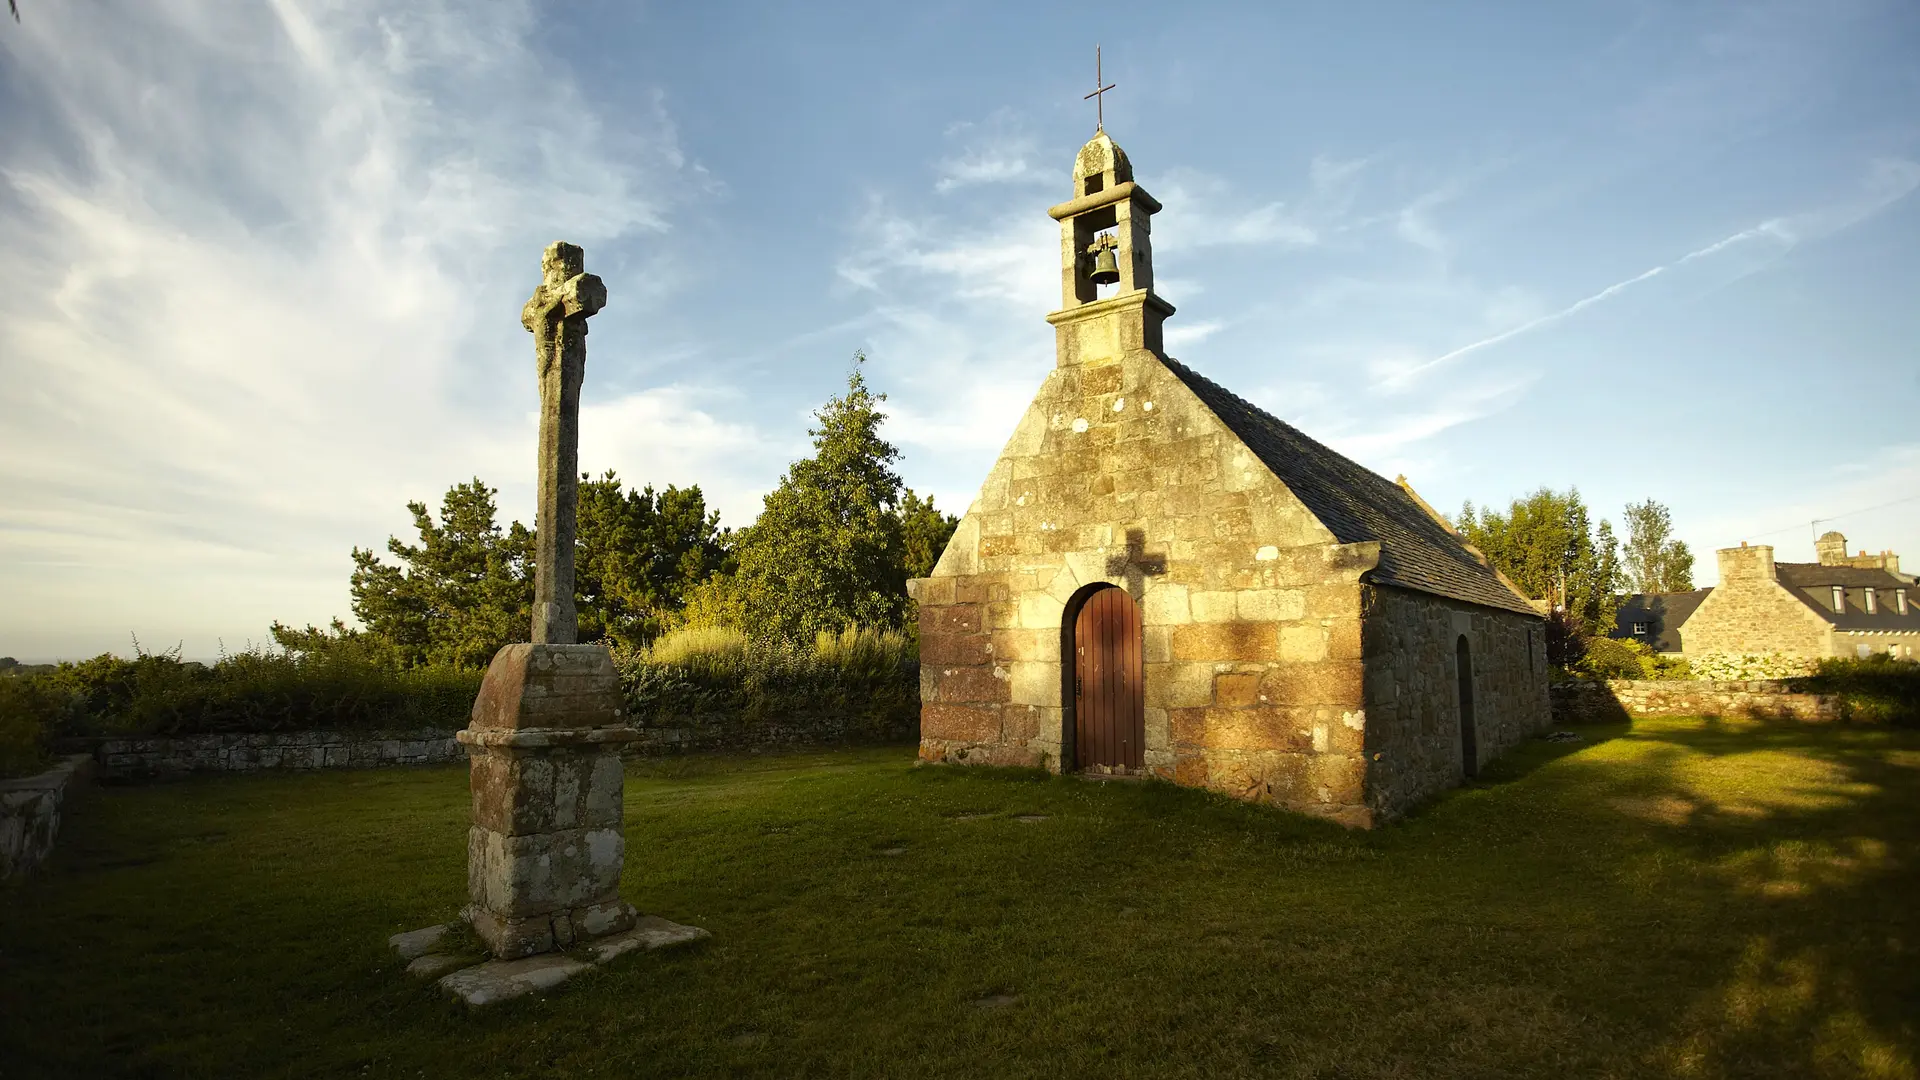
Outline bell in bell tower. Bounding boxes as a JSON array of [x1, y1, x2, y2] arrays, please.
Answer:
[[1045, 49, 1175, 367]]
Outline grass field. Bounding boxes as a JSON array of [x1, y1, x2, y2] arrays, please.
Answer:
[[2, 717, 1916, 1079]]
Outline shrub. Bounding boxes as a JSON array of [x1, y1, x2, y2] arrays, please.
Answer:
[[1574, 637, 1692, 681], [1802, 655, 1920, 726], [1688, 652, 1817, 681], [614, 624, 917, 739], [14, 645, 481, 738], [644, 625, 749, 671], [0, 676, 76, 777]]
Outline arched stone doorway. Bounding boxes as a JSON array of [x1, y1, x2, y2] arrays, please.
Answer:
[[1456, 634, 1478, 778], [1064, 584, 1144, 774]]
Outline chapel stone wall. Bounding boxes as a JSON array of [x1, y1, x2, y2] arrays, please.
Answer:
[[1359, 585, 1550, 819], [914, 333, 1381, 825]]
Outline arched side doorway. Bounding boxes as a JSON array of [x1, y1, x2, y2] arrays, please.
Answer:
[[1064, 584, 1145, 773], [1456, 634, 1478, 779]]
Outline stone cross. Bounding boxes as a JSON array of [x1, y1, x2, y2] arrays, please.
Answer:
[[1106, 527, 1166, 598], [521, 241, 606, 645]]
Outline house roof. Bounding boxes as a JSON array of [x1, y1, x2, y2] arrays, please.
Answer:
[[1775, 562, 1920, 633], [1614, 589, 1713, 652], [1163, 358, 1540, 617]]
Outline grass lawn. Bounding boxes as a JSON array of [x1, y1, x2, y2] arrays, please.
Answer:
[[3, 718, 1917, 1079]]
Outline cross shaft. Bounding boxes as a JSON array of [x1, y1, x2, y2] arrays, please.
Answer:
[[520, 241, 606, 645]]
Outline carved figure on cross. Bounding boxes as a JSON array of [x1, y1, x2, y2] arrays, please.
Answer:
[[520, 241, 606, 645], [1106, 527, 1166, 598]]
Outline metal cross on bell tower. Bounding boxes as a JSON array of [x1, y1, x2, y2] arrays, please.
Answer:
[[1084, 44, 1115, 132]]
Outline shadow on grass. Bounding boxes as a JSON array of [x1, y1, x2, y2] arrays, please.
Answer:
[[1542, 716, 1920, 1077]]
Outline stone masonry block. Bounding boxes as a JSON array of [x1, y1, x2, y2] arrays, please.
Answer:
[[1009, 662, 1062, 707], [1142, 624, 1171, 663], [922, 632, 991, 666], [918, 577, 956, 606], [926, 604, 983, 636], [1238, 589, 1306, 622], [939, 666, 1012, 704], [467, 825, 624, 919], [1309, 754, 1365, 806], [1018, 593, 1064, 630], [1327, 620, 1363, 661], [1046, 567, 1079, 603], [1144, 662, 1215, 708], [470, 643, 623, 731], [1199, 706, 1303, 752], [1257, 661, 1366, 707], [1279, 624, 1329, 662], [1213, 673, 1261, 708], [469, 748, 624, 836], [1142, 583, 1191, 625], [921, 703, 1001, 742], [1063, 550, 1107, 587], [1171, 622, 1279, 663], [1190, 591, 1238, 623], [992, 629, 1060, 663]]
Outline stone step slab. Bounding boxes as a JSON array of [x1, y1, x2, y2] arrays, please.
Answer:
[[402, 915, 708, 1006], [437, 954, 592, 1007]]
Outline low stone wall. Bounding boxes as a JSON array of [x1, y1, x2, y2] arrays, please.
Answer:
[[1551, 679, 1841, 724], [2, 754, 92, 880], [77, 730, 465, 779], [630, 712, 915, 755], [71, 713, 916, 780]]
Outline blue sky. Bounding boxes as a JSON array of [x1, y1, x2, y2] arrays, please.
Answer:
[[1, 1, 1916, 661]]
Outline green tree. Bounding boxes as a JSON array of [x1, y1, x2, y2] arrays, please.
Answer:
[[1621, 498, 1695, 594], [575, 472, 732, 646], [898, 488, 959, 580], [340, 479, 534, 668], [1457, 487, 1619, 636], [729, 354, 908, 639]]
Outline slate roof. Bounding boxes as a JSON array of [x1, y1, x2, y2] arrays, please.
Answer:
[[1775, 563, 1920, 633], [1614, 589, 1713, 653], [1163, 358, 1540, 617]]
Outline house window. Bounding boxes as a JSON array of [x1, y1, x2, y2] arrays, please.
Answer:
[[1900, 590, 1909, 616], [1865, 588, 1878, 615], [1857, 643, 1872, 658], [1832, 586, 1846, 612], [1631, 622, 1648, 636]]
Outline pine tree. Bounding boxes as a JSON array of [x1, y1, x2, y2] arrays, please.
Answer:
[[728, 354, 909, 640]]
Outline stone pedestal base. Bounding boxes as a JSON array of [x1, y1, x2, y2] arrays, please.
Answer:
[[464, 897, 638, 959], [458, 642, 641, 961]]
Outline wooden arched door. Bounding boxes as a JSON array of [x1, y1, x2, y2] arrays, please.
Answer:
[[1073, 586, 1144, 772]]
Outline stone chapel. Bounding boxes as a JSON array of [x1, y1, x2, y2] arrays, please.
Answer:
[[908, 131, 1551, 827]]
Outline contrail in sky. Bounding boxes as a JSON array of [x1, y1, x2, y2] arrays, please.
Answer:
[[1384, 220, 1791, 387]]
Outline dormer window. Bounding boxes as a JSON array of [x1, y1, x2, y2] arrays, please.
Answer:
[[1631, 622, 1648, 636], [1865, 588, 1878, 615], [1899, 589, 1909, 616], [1832, 586, 1846, 612]]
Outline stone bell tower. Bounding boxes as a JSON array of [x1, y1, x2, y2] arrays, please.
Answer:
[[1045, 131, 1175, 366]]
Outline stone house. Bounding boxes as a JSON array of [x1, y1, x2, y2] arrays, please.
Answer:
[[1615, 532, 1919, 661], [907, 132, 1550, 828]]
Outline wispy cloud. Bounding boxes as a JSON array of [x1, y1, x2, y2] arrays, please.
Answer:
[[1163, 320, 1224, 352], [933, 115, 1051, 194], [1380, 158, 1920, 389], [0, 1, 704, 657]]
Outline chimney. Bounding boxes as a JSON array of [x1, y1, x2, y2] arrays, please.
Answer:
[[1718, 543, 1777, 582], [1815, 531, 1848, 565]]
